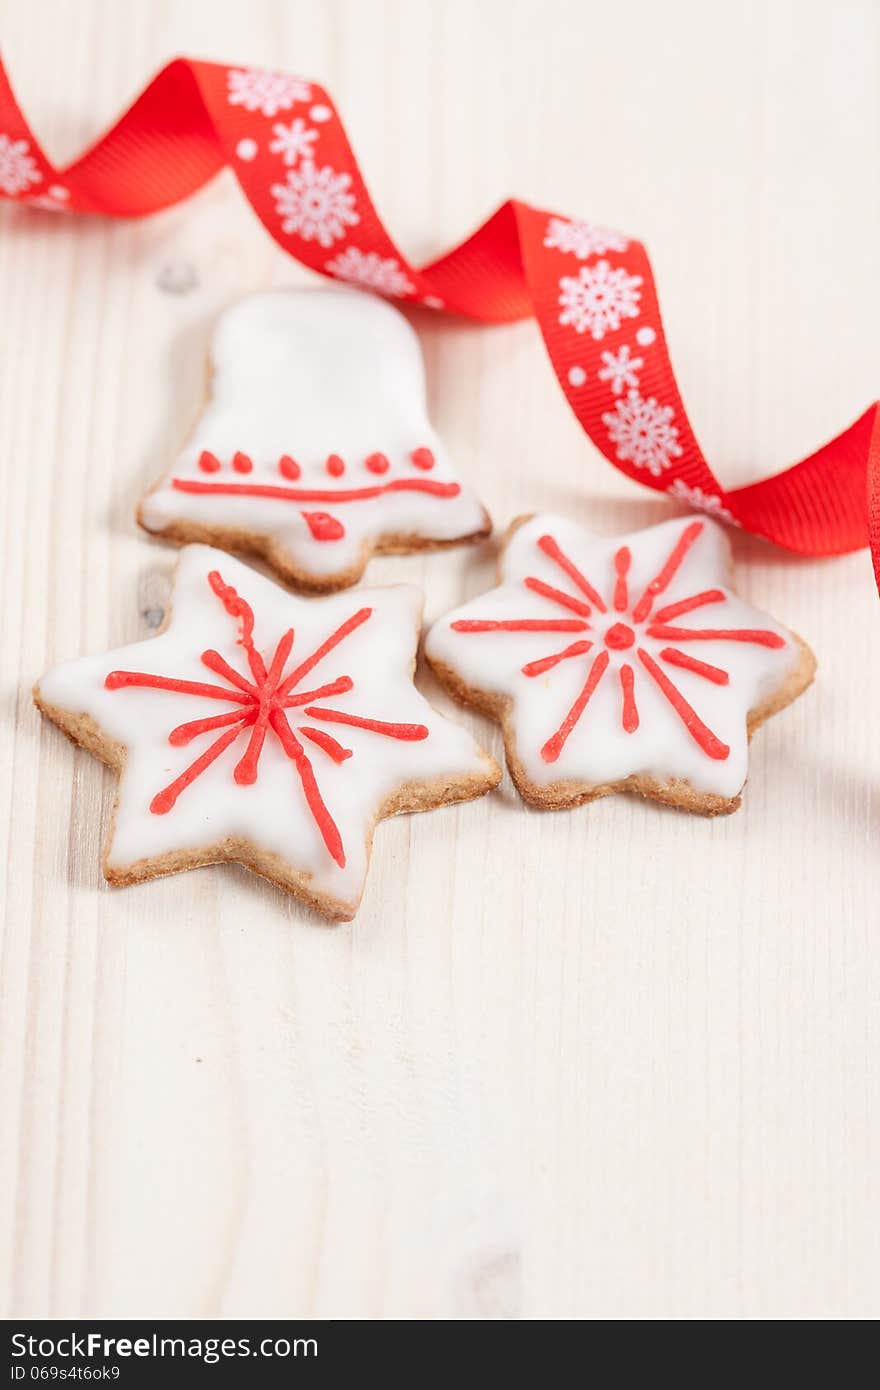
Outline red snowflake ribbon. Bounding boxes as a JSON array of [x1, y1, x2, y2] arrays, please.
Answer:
[[1, 55, 878, 586]]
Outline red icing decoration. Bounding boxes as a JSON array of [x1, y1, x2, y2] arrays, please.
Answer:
[[660, 647, 729, 685], [541, 650, 610, 762], [524, 575, 592, 619], [613, 547, 630, 612], [302, 510, 345, 541], [279, 455, 301, 480], [149, 724, 243, 815], [637, 647, 729, 759], [172, 477, 461, 503], [646, 624, 785, 648], [631, 521, 703, 623], [619, 663, 638, 733], [105, 670, 251, 703], [201, 647, 259, 694], [365, 452, 390, 474], [410, 447, 435, 470], [451, 618, 588, 633], [268, 709, 345, 867], [326, 453, 345, 477], [169, 707, 254, 746], [277, 607, 372, 695], [197, 450, 221, 473], [232, 451, 253, 473], [300, 727, 352, 763], [302, 707, 429, 740], [285, 675, 353, 707], [653, 588, 725, 623], [604, 621, 634, 650], [522, 640, 592, 677], [537, 534, 607, 612], [449, 522, 787, 764], [105, 574, 426, 868]]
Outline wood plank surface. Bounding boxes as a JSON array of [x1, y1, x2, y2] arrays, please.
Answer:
[[1, 0, 878, 1319]]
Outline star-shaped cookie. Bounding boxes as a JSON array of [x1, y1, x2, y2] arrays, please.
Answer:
[[425, 514, 815, 814], [138, 288, 491, 591], [34, 547, 500, 919]]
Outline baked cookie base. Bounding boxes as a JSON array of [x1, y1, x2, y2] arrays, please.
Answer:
[[136, 506, 493, 595], [427, 610, 817, 818], [34, 691, 501, 922], [427, 511, 818, 816]]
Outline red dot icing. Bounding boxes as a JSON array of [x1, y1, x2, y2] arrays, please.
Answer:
[[410, 447, 435, 470], [198, 450, 221, 473], [302, 510, 345, 541], [604, 621, 635, 650], [278, 455, 301, 480], [365, 452, 390, 474], [232, 451, 253, 473], [326, 454, 345, 477]]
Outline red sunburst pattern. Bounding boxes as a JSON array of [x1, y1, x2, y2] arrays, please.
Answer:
[[450, 521, 785, 764], [104, 570, 428, 867]]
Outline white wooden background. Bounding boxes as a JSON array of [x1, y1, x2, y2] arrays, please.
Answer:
[[1, 0, 879, 1320]]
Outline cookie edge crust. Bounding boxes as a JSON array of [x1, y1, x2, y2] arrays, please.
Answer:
[[425, 513, 818, 817], [136, 505, 493, 594], [33, 688, 501, 921]]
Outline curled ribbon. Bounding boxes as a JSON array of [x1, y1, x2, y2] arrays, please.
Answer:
[[1, 56, 878, 586]]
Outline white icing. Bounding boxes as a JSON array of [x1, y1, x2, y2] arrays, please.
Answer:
[[38, 546, 495, 911], [425, 515, 806, 802], [139, 288, 489, 581]]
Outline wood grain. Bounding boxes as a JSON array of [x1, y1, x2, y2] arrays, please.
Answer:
[[1, 0, 879, 1319]]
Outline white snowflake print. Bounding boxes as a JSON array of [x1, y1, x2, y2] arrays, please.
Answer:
[[558, 260, 643, 340], [324, 246, 414, 297], [597, 344, 643, 395], [668, 479, 739, 526], [602, 390, 683, 476], [0, 134, 41, 196], [226, 68, 312, 117], [543, 216, 629, 259], [271, 162, 359, 247], [269, 118, 319, 166]]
